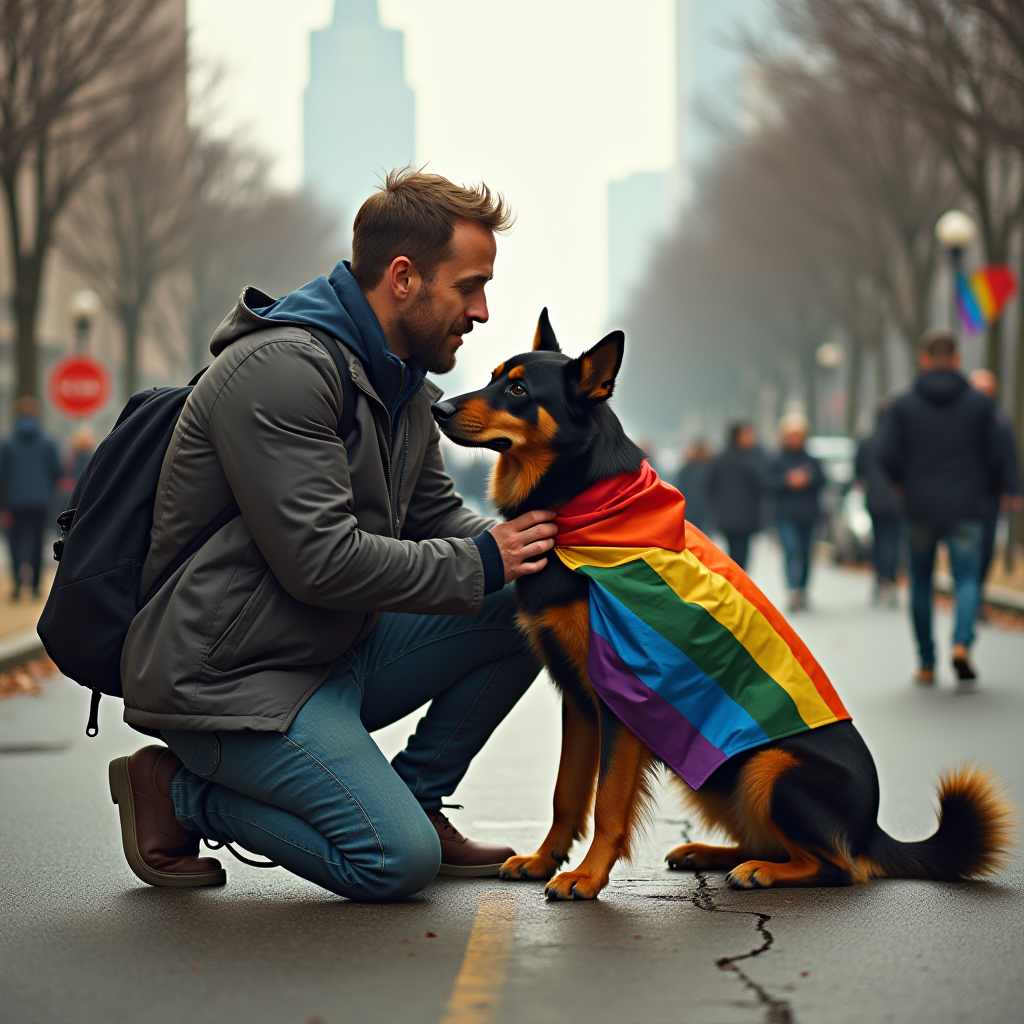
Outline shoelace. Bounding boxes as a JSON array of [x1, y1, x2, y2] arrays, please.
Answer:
[[431, 803, 465, 839]]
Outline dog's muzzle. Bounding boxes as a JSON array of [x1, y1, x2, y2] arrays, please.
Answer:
[[431, 401, 457, 424]]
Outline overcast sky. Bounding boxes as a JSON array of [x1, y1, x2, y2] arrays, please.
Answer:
[[188, 0, 675, 392]]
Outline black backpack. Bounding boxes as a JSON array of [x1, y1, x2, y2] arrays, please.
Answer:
[[38, 330, 355, 736]]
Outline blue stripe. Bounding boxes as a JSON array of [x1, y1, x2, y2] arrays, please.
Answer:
[[588, 581, 770, 756]]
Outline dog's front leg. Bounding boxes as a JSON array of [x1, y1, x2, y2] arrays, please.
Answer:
[[545, 705, 653, 900], [500, 697, 598, 881]]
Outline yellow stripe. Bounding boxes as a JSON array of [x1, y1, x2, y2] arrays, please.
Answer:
[[440, 891, 515, 1024], [557, 544, 836, 728]]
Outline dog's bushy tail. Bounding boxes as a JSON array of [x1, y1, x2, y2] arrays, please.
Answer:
[[865, 764, 1017, 881]]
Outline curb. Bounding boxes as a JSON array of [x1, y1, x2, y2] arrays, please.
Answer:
[[0, 629, 46, 673]]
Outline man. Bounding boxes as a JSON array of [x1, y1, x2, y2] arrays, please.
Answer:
[[0, 396, 62, 600], [707, 422, 762, 570], [855, 402, 902, 607], [764, 413, 825, 611], [880, 330, 1005, 686], [967, 368, 1022, 594], [674, 438, 714, 535], [113, 169, 557, 901]]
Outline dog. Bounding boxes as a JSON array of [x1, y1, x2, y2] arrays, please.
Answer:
[[432, 309, 1016, 901]]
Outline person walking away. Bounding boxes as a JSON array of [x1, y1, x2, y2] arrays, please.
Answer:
[[58, 426, 96, 510], [0, 396, 62, 600], [707, 421, 762, 570], [764, 413, 825, 611], [675, 439, 714, 535], [111, 169, 557, 900], [967, 369, 1022, 600], [880, 330, 1006, 686], [856, 402, 902, 607]]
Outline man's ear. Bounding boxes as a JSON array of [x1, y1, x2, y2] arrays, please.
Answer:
[[532, 307, 561, 352], [565, 331, 625, 403]]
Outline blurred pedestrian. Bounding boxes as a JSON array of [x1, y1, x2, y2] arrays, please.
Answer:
[[707, 421, 762, 569], [967, 369, 1022, 594], [58, 426, 96, 509], [764, 413, 825, 611], [855, 402, 902, 607], [880, 330, 1006, 687], [675, 438, 714, 535], [0, 396, 62, 600]]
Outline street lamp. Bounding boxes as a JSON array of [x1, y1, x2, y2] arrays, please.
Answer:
[[70, 289, 100, 353], [935, 210, 977, 338]]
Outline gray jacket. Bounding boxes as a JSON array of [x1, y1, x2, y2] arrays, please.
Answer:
[[121, 292, 492, 734]]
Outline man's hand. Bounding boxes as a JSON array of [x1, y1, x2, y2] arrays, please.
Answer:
[[1001, 493, 1024, 514], [489, 509, 558, 583]]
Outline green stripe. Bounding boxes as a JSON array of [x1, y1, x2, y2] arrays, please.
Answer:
[[580, 560, 807, 737]]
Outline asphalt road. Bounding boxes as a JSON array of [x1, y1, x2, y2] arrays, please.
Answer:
[[2, 542, 1022, 1024]]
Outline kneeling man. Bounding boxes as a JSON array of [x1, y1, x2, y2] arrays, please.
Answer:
[[113, 169, 556, 900]]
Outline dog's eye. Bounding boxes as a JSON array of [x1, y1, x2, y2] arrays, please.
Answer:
[[507, 382, 528, 397]]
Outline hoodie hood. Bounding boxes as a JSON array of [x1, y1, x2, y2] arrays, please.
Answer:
[[212, 260, 423, 421], [914, 368, 968, 407]]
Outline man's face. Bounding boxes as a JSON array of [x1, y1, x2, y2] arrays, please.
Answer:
[[737, 427, 757, 450], [395, 220, 496, 374], [783, 429, 806, 452]]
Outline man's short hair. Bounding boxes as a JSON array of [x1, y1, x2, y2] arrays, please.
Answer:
[[919, 328, 957, 360], [727, 420, 752, 445], [350, 167, 514, 289]]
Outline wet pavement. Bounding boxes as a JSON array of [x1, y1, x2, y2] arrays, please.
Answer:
[[2, 541, 1021, 1024]]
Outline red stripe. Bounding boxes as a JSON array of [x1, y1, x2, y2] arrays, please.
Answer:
[[684, 524, 850, 721], [555, 460, 688, 551]]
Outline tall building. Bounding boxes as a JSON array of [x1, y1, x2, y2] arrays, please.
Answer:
[[303, 0, 415, 231]]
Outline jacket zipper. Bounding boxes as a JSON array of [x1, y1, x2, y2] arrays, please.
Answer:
[[391, 364, 408, 537]]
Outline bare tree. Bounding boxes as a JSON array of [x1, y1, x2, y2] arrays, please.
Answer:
[[60, 114, 191, 397], [0, 0, 183, 398]]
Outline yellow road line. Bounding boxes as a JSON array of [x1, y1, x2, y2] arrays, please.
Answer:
[[439, 891, 515, 1024]]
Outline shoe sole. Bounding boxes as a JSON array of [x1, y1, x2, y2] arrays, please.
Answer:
[[108, 757, 226, 888], [437, 862, 507, 878]]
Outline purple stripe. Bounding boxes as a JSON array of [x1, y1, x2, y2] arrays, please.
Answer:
[[588, 630, 728, 789]]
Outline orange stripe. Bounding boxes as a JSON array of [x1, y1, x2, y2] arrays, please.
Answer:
[[684, 524, 849, 720]]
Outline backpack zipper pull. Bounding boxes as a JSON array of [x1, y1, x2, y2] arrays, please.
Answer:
[[86, 689, 101, 737]]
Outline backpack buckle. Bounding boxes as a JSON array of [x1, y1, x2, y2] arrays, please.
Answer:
[[53, 508, 76, 562]]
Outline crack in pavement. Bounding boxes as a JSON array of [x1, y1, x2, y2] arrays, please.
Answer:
[[642, 872, 794, 1024]]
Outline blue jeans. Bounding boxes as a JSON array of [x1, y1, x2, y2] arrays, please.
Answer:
[[723, 532, 752, 571], [871, 514, 901, 584], [163, 587, 538, 902], [906, 521, 983, 668], [777, 520, 815, 591]]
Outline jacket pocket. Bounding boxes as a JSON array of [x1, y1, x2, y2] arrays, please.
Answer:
[[203, 570, 278, 672]]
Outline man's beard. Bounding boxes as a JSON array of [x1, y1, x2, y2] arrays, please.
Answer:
[[394, 285, 471, 374]]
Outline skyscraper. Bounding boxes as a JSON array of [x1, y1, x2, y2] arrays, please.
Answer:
[[303, 0, 415, 230]]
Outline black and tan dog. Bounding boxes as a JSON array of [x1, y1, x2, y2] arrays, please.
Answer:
[[432, 310, 1016, 901]]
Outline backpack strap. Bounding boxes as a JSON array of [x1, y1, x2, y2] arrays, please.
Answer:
[[306, 328, 358, 440]]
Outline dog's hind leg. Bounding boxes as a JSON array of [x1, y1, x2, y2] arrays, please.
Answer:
[[500, 698, 599, 881], [545, 706, 654, 901]]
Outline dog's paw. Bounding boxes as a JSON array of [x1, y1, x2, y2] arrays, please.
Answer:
[[726, 861, 774, 889], [544, 869, 607, 901], [666, 842, 746, 871], [499, 853, 559, 882], [665, 844, 699, 871]]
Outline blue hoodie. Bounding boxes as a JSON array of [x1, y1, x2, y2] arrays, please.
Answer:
[[252, 260, 424, 423], [0, 415, 63, 510]]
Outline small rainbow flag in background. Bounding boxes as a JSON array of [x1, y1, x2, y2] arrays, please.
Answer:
[[957, 265, 1017, 333], [554, 462, 850, 789]]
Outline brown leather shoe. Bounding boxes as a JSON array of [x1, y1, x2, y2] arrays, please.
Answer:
[[427, 809, 516, 877], [109, 745, 226, 887]]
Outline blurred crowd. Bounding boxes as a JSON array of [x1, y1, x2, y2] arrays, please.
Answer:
[[673, 328, 1020, 686], [0, 397, 94, 602]]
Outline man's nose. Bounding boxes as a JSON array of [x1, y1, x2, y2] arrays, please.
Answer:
[[432, 401, 457, 423]]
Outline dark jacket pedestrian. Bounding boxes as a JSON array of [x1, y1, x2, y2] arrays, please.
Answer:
[[879, 369, 1004, 524], [763, 442, 826, 527], [707, 423, 762, 569], [675, 440, 714, 534], [0, 398, 62, 598], [879, 330, 1006, 681]]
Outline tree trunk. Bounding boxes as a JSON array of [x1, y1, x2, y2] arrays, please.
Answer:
[[13, 251, 43, 399], [986, 321, 1001, 378], [845, 336, 862, 436], [123, 312, 141, 399]]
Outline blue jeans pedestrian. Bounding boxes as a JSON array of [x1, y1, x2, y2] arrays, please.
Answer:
[[162, 586, 538, 902], [777, 520, 815, 591], [906, 521, 983, 669], [870, 513, 901, 584]]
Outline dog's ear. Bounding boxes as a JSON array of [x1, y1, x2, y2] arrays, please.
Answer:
[[532, 307, 560, 352], [565, 331, 624, 404]]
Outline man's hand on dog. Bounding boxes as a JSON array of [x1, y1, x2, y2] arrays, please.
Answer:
[[489, 510, 558, 583]]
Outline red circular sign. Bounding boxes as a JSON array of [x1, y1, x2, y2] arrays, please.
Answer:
[[47, 355, 112, 418]]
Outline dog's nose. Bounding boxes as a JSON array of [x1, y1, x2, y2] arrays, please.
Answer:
[[432, 401, 457, 423]]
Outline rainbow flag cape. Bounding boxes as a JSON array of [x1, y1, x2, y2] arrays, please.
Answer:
[[957, 265, 1017, 333], [554, 461, 850, 789]]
